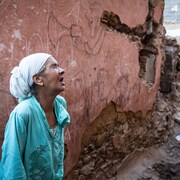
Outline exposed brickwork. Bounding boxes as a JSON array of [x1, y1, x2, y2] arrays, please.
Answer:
[[65, 99, 174, 179]]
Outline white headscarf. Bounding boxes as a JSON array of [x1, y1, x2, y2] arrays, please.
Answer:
[[10, 53, 52, 101]]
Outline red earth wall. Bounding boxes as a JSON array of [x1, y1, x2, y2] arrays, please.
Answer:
[[0, 0, 164, 175]]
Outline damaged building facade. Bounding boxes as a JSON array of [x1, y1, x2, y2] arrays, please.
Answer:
[[0, 0, 179, 179]]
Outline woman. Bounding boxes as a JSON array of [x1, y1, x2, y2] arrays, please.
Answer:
[[0, 53, 70, 179]]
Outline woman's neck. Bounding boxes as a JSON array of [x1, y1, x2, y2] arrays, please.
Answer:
[[35, 93, 56, 113], [35, 93, 58, 127]]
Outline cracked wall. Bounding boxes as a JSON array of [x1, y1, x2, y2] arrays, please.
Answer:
[[0, 0, 165, 176]]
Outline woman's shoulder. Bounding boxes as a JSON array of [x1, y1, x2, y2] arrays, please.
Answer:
[[12, 97, 36, 116]]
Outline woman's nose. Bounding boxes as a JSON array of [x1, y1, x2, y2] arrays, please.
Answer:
[[59, 67, 65, 74]]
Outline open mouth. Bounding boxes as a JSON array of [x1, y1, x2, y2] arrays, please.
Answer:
[[60, 77, 64, 82]]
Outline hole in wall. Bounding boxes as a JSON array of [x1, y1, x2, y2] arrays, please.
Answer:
[[139, 46, 156, 85]]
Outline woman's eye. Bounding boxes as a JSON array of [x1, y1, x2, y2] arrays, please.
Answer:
[[52, 64, 58, 68]]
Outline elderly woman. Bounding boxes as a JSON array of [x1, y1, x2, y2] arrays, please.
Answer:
[[0, 53, 70, 179]]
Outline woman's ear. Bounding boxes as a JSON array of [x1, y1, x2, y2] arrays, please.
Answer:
[[32, 75, 44, 86]]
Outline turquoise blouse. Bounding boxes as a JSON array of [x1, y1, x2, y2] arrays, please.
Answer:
[[0, 95, 70, 180]]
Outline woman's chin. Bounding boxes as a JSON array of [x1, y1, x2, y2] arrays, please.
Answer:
[[59, 86, 65, 92]]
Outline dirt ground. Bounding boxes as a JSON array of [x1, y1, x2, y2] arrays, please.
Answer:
[[115, 120, 180, 180]]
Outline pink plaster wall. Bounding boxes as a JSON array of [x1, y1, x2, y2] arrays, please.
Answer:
[[153, 0, 164, 23], [0, 0, 164, 175]]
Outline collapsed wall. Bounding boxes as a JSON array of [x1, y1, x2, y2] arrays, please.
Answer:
[[0, 0, 168, 177], [65, 17, 180, 180]]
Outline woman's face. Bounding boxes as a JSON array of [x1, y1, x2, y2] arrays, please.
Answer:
[[40, 57, 65, 95]]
